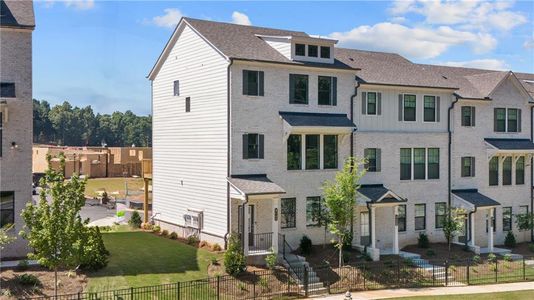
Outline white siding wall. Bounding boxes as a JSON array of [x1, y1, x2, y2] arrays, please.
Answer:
[[262, 37, 291, 59], [152, 24, 229, 244]]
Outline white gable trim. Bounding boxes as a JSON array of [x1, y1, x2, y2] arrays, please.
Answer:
[[489, 72, 534, 103]]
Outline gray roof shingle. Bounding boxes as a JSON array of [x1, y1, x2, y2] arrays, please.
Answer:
[[228, 174, 285, 196], [358, 184, 406, 203], [279, 111, 356, 128], [484, 138, 534, 150], [452, 189, 500, 208], [0, 0, 35, 28]]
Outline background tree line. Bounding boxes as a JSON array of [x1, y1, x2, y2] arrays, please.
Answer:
[[33, 100, 152, 147]]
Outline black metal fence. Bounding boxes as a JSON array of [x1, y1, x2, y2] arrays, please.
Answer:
[[25, 256, 534, 300]]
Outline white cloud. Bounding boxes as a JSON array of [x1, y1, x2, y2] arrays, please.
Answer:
[[44, 0, 95, 10], [329, 22, 496, 60], [524, 35, 534, 49], [390, 0, 526, 31], [443, 59, 509, 71], [150, 8, 183, 28], [232, 11, 251, 26]]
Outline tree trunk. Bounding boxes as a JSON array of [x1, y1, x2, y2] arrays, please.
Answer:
[[339, 238, 343, 267]]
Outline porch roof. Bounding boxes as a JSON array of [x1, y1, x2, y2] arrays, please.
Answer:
[[485, 138, 534, 151], [279, 111, 356, 128], [452, 189, 500, 208], [358, 184, 406, 204], [228, 174, 286, 196]]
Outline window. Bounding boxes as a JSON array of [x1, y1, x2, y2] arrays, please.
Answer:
[[427, 148, 439, 179], [295, 44, 306, 56], [397, 205, 406, 232], [320, 46, 330, 58], [173, 80, 180, 96], [364, 148, 381, 172], [461, 157, 475, 177], [185, 97, 191, 112], [184, 212, 202, 229], [423, 96, 437, 122], [0, 83, 15, 98], [507, 109, 519, 132], [367, 92, 377, 115], [489, 157, 499, 186], [516, 156, 525, 185], [281, 198, 296, 229], [360, 212, 370, 244], [495, 108, 506, 132], [0, 192, 14, 227], [400, 148, 412, 180], [486, 208, 496, 232], [435, 202, 446, 229], [414, 148, 426, 180], [415, 204, 426, 230], [289, 74, 308, 104], [287, 135, 302, 170], [242, 70, 264, 96], [403, 94, 417, 121], [305, 135, 320, 170], [323, 135, 338, 169], [308, 45, 318, 57], [503, 156, 512, 185], [318, 76, 337, 105], [503, 207, 512, 231], [461, 106, 475, 126], [242, 133, 264, 159], [306, 196, 321, 226]]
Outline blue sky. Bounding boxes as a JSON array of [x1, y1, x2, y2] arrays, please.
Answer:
[[34, 0, 534, 116]]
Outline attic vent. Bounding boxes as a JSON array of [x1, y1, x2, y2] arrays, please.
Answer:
[[442, 75, 448, 79], [349, 57, 354, 61]]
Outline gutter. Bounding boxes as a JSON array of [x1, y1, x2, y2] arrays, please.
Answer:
[[225, 59, 234, 249], [447, 96, 460, 209], [349, 80, 360, 241]]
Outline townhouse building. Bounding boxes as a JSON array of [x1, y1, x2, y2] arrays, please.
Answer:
[[0, 0, 35, 259], [149, 18, 534, 261]]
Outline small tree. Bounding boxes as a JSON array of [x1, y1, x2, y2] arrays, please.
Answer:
[[515, 212, 534, 232], [129, 210, 142, 228], [323, 157, 366, 267], [0, 224, 16, 251], [442, 207, 466, 257], [224, 234, 246, 276]]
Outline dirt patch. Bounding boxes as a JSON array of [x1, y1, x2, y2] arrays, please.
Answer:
[[498, 242, 534, 257], [0, 266, 87, 299], [296, 245, 368, 268], [402, 243, 479, 260]]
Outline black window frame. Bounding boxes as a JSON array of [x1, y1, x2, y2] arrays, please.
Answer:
[[185, 97, 191, 112], [308, 45, 318, 57], [516, 156, 525, 185], [364, 148, 378, 172], [287, 134, 302, 170], [0, 191, 15, 227], [403, 94, 417, 122], [323, 135, 338, 169], [295, 44, 306, 56], [461, 106, 475, 127], [435, 202, 446, 229], [320, 46, 330, 59], [427, 148, 439, 179], [423, 95, 437, 122], [489, 156, 499, 186], [413, 148, 426, 180], [281, 198, 297, 229], [318, 76, 337, 106], [503, 207, 512, 232], [503, 156, 512, 185], [173, 80, 180, 96], [306, 196, 322, 227], [243, 133, 263, 159], [414, 203, 426, 231], [461, 157, 475, 177], [0, 82, 16, 98], [242, 70, 264, 96], [397, 205, 406, 232], [495, 108, 506, 132], [289, 74, 309, 104], [400, 148, 412, 180], [367, 92, 377, 115], [507, 108, 519, 132], [305, 134, 320, 170]]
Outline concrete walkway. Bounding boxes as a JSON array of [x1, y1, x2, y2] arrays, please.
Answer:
[[310, 282, 534, 299]]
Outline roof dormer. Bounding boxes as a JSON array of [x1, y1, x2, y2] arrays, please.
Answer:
[[256, 34, 337, 64]]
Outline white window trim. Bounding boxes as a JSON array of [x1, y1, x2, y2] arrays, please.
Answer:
[[366, 91, 378, 116], [422, 95, 437, 123], [402, 94, 417, 122]]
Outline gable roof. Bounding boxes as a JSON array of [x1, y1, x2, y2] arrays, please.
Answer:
[[228, 174, 285, 196], [0, 0, 35, 29]]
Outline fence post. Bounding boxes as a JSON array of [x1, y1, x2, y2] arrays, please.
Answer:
[[397, 256, 401, 287], [253, 271, 256, 300], [216, 276, 220, 300], [287, 268, 291, 295], [304, 266, 309, 297], [283, 234, 286, 259], [176, 282, 180, 300], [432, 264, 435, 286], [77, 292, 81, 300], [445, 260, 449, 287], [523, 257, 526, 280], [467, 259, 470, 285], [495, 260, 498, 283], [363, 265, 366, 290], [130, 287, 133, 299]]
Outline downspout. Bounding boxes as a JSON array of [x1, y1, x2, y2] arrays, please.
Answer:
[[448, 96, 460, 209], [531, 105, 533, 242], [225, 58, 234, 249], [349, 80, 360, 243], [467, 207, 477, 248]]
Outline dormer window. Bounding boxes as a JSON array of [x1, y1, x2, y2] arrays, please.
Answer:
[[295, 44, 306, 56], [320, 46, 330, 59], [308, 45, 318, 57]]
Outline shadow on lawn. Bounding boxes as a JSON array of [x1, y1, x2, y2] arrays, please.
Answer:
[[86, 231, 204, 278]]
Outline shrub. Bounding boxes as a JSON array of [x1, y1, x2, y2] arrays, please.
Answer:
[[238, 282, 247, 291], [504, 231, 516, 248], [342, 232, 353, 250], [472, 255, 481, 265], [169, 232, 178, 240], [417, 232, 429, 249], [161, 229, 169, 237], [153, 225, 161, 233], [17, 259, 29, 271], [187, 235, 199, 246], [212, 243, 222, 252], [265, 250, 277, 269], [259, 277, 269, 291], [528, 243, 534, 253], [224, 234, 246, 276], [211, 257, 219, 265], [199, 240, 209, 248], [299, 235, 312, 255], [425, 249, 436, 257], [503, 254, 513, 262], [16, 274, 41, 286], [142, 223, 153, 231], [79, 226, 109, 271], [488, 253, 497, 263], [99, 226, 112, 232], [129, 210, 142, 228]]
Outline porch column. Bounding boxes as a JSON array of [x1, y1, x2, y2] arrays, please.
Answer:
[[370, 206, 376, 249], [243, 202, 249, 256], [393, 205, 399, 254], [470, 212, 476, 247], [272, 197, 280, 253], [488, 208, 494, 252]]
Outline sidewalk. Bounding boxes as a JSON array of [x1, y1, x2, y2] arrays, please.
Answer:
[[310, 282, 534, 299]]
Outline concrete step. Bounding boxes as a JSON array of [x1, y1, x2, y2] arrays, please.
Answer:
[[399, 251, 421, 259]]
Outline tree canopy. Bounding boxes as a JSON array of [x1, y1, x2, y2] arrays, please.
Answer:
[[33, 99, 151, 147]]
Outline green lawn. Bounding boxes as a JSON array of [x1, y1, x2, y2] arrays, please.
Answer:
[[84, 177, 144, 199], [85, 231, 222, 292], [386, 290, 534, 300]]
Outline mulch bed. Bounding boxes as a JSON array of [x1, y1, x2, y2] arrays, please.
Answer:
[[0, 266, 87, 299], [295, 245, 368, 268], [498, 242, 534, 257], [402, 243, 479, 261]]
